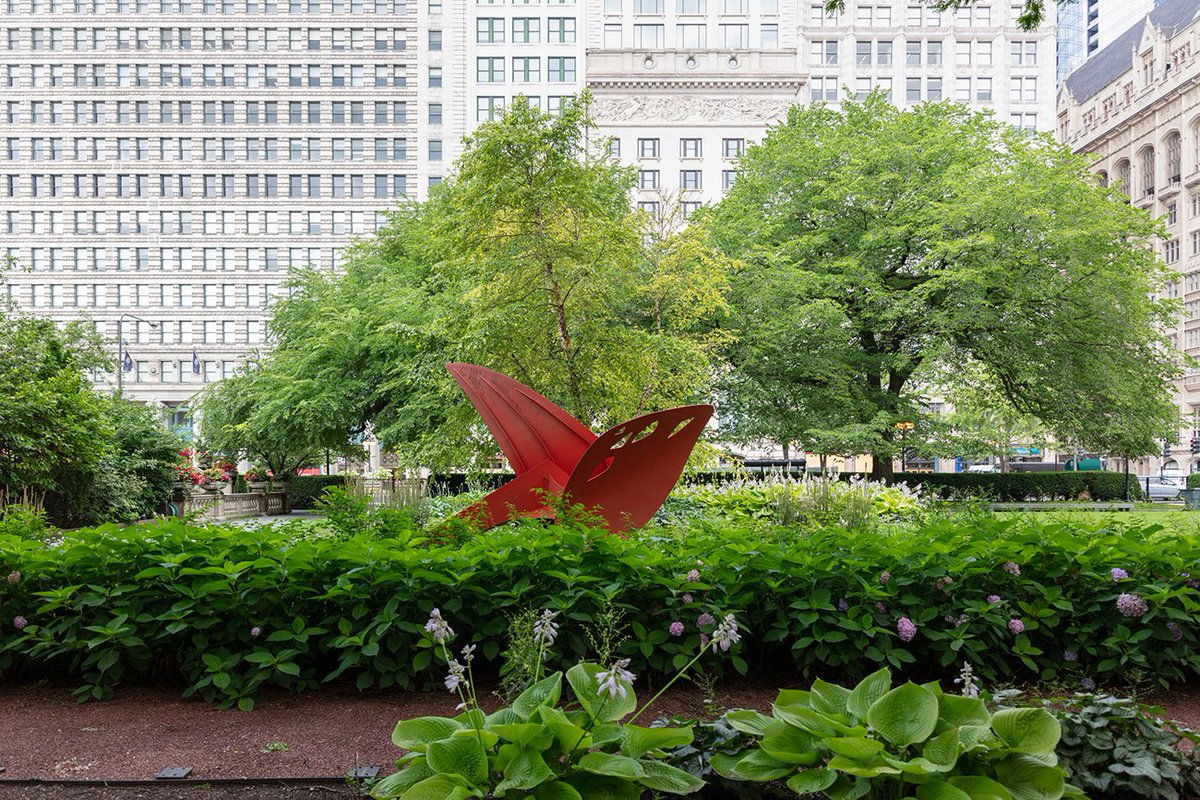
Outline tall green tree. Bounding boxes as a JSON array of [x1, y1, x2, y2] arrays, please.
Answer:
[[709, 95, 1179, 480], [240, 95, 731, 467]]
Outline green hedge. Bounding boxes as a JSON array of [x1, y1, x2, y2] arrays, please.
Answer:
[[1187, 473, 1200, 489], [889, 471, 1143, 502], [0, 513, 1194, 706], [287, 475, 345, 509]]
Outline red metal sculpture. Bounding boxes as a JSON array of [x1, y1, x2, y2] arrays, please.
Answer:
[[447, 363, 712, 533]]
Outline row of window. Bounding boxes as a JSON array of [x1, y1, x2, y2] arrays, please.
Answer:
[[474, 17, 576, 43], [6, 209, 385, 236], [614, 136, 744, 159], [603, 0, 778, 14], [3, 100, 410, 125], [812, 39, 1039, 67], [1107, 134, 1200, 199], [0, 172, 413, 198], [601, 22, 774, 49], [808, 3, 1032, 28], [18, 283, 285, 311], [808, 74, 1036, 108], [471, 56, 577, 84], [6, 245, 370, 272], [3, 26, 411, 51], [636, 168, 735, 191], [6, 0, 417, 14], [6, 137, 414, 162], [472, 94, 574, 119], [4, 63, 410, 89]]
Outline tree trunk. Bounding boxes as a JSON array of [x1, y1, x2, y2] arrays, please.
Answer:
[[871, 430, 895, 482]]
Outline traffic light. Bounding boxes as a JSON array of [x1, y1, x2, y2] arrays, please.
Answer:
[[1165, 444, 1173, 459], [1191, 438, 1200, 454]]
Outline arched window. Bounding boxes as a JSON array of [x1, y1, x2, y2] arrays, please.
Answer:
[[1116, 159, 1132, 197], [1192, 118, 1200, 173], [1139, 146, 1156, 197], [1166, 131, 1182, 184], [1096, 170, 1109, 187]]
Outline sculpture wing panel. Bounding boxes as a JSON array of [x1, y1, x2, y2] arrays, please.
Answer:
[[446, 363, 596, 475], [564, 405, 713, 533]]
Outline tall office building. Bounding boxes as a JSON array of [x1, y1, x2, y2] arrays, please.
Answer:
[[1, 0, 1057, 408], [1057, 0, 1157, 81], [1056, 0, 1200, 474], [0, 0, 416, 409]]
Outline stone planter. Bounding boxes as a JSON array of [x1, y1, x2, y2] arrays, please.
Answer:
[[247, 480, 269, 494], [200, 480, 228, 495]]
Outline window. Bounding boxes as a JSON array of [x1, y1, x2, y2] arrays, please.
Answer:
[[477, 96, 505, 121], [1168, 202, 1178, 225], [877, 41, 892, 64], [810, 76, 837, 102], [927, 77, 942, 101], [548, 17, 575, 43], [722, 138, 744, 158], [927, 41, 942, 65], [428, 67, 442, 87], [638, 138, 660, 158], [681, 138, 702, 158], [429, 140, 443, 161], [722, 170, 736, 190], [720, 24, 748, 48], [513, 17, 540, 42], [634, 24, 664, 48], [512, 56, 540, 82], [761, 23, 778, 47], [478, 57, 504, 82], [1167, 131, 1183, 183], [429, 30, 442, 50], [680, 170, 701, 190], [1010, 40, 1037, 66], [856, 40, 872, 65], [811, 40, 837, 65], [1141, 147, 1157, 197], [477, 17, 504, 42], [637, 169, 659, 190], [906, 77, 921, 102], [906, 41, 921, 65], [634, 0, 663, 10], [1166, 239, 1180, 264], [547, 57, 575, 82], [677, 24, 706, 48]]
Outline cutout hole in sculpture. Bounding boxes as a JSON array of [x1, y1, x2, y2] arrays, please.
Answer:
[[610, 426, 632, 449], [629, 420, 658, 444], [668, 419, 693, 438]]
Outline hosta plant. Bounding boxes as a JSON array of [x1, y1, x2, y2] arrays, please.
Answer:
[[712, 667, 1083, 799], [371, 608, 742, 799]]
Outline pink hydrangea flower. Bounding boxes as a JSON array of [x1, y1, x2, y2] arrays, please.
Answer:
[[1110, 567, 1128, 581], [1002, 561, 1021, 575], [987, 595, 1002, 604], [681, 594, 693, 604], [12, 616, 27, 630], [686, 569, 701, 582], [697, 612, 716, 627], [250, 626, 263, 638], [880, 571, 891, 585], [5, 571, 19, 585], [669, 621, 685, 637], [897, 617, 917, 642], [1117, 593, 1148, 617], [699, 634, 710, 648], [1008, 619, 1026, 635]]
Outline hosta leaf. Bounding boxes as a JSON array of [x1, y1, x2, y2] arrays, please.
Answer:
[[426, 736, 488, 786], [486, 708, 521, 727], [561, 774, 641, 800], [566, 663, 636, 722], [369, 760, 433, 799], [532, 780, 583, 800], [725, 708, 775, 736], [847, 668, 892, 720], [492, 723, 554, 749], [772, 703, 855, 737], [959, 724, 998, 751], [827, 755, 901, 778], [513, 673, 563, 719], [538, 706, 591, 753], [994, 755, 1066, 800], [991, 709, 1061, 755], [786, 768, 837, 794], [621, 723, 693, 758], [923, 728, 962, 767], [577, 752, 645, 779], [495, 749, 555, 794], [760, 721, 822, 765], [710, 750, 794, 782], [948, 775, 1014, 800], [916, 782, 972, 800], [398, 774, 475, 800], [393, 718, 463, 750], [823, 736, 884, 762], [810, 679, 851, 716], [637, 760, 706, 795], [867, 682, 938, 747], [825, 775, 872, 800], [937, 695, 991, 730]]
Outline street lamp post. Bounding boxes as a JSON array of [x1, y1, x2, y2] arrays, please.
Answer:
[[116, 313, 159, 396]]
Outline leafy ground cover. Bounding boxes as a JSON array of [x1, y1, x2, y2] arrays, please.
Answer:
[[2, 499, 1198, 709]]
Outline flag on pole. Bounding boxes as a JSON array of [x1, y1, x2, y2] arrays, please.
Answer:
[[192, 350, 201, 375], [122, 351, 133, 373]]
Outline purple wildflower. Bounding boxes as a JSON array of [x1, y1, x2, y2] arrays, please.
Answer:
[[934, 577, 953, 591], [1080, 677, 1097, 691], [681, 593, 693, 604], [12, 615, 27, 630], [1168, 621, 1184, 641], [897, 617, 917, 642], [1064, 650, 1078, 662], [1110, 568, 1128, 581], [686, 569, 701, 583], [250, 626, 262, 638], [1116, 593, 1149, 617], [987, 595, 1002, 604], [5, 570, 19, 585], [669, 621, 685, 637], [879, 571, 891, 586], [699, 634, 710, 648], [1002, 561, 1021, 576], [697, 612, 716, 627], [1008, 619, 1026, 635], [837, 599, 850, 612], [875, 602, 888, 612]]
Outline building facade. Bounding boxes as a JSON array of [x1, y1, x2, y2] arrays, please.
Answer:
[[1057, 0, 1200, 474], [0, 0, 1056, 409]]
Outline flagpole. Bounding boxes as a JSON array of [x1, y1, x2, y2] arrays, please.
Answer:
[[115, 312, 159, 398]]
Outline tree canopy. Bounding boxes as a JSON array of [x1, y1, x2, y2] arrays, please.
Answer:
[[708, 95, 1179, 478], [224, 95, 731, 468]]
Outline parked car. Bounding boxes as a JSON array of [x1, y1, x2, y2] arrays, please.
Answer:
[[1143, 475, 1184, 501]]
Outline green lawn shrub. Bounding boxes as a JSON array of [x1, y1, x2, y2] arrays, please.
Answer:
[[287, 475, 345, 509], [0, 514, 1195, 707], [890, 471, 1143, 502]]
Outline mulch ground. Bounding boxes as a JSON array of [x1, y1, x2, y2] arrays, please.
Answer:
[[2, 678, 1199, 797]]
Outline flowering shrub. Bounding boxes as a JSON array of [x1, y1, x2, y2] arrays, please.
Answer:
[[2, 513, 1200, 705]]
